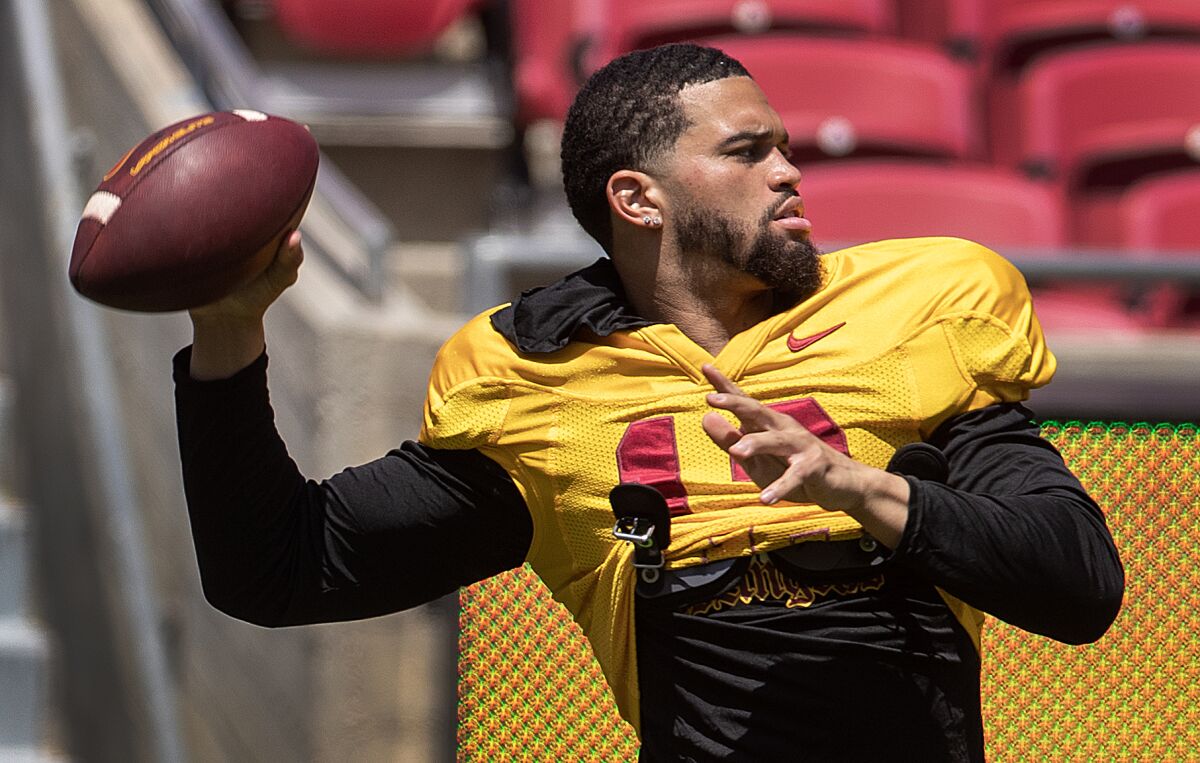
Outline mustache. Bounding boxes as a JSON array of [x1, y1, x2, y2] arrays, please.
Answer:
[[760, 190, 800, 225]]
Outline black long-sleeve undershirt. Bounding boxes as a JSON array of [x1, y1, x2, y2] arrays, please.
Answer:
[[174, 347, 530, 626], [902, 411, 1124, 644], [173, 347, 1122, 642]]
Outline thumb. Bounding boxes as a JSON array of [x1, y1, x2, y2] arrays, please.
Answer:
[[702, 411, 742, 452]]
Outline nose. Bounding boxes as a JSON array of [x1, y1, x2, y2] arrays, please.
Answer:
[[769, 148, 802, 192]]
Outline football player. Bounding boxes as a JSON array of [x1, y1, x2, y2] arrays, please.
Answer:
[[177, 43, 1123, 761]]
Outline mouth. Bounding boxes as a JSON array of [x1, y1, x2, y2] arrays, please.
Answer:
[[770, 196, 812, 233]]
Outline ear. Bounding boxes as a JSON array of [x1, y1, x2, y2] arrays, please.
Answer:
[[607, 170, 664, 230]]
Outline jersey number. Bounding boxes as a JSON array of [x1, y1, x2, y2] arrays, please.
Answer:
[[614, 398, 848, 516]]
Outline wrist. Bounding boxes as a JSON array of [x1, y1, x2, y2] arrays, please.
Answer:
[[188, 313, 266, 381], [846, 467, 911, 549]]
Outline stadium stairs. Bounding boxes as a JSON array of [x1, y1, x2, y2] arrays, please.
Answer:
[[0, 377, 59, 762]]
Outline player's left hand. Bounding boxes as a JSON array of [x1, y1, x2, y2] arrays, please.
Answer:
[[700, 364, 910, 547]]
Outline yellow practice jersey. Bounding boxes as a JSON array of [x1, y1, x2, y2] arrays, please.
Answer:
[[419, 237, 1055, 730]]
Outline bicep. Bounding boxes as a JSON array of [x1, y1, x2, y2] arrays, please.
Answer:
[[315, 442, 533, 617]]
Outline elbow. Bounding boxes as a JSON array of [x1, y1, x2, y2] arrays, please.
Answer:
[[1052, 593, 1123, 645], [199, 576, 295, 629], [1042, 518, 1127, 645], [1039, 574, 1126, 646], [1067, 542, 1127, 644]]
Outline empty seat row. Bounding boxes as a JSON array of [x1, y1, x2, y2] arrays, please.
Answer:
[[800, 160, 1200, 331], [264, 0, 1200, 65], [801, 160, 1200, 253], [509, 0, 1200, 122], [512, 23, 1200, 220], [900, 0, 1200, 71]]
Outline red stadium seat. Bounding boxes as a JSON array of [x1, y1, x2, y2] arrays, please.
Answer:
[[511, 0, 579, 123], [581, 0, 896, 73], [1025, 287, 1146, 332], [800, 159, 1066, 246], [899, 0, 1200, 71], [1118, 171, 1200, 329], [1120, 171, 1200, 254], [710, 36, 980, 161], [991, 43, 1200, 189], [800, 159, 1141, 332], [272, 0, 481, 56]]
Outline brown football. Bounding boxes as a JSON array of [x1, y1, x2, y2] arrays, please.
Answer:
[[69, 110, 319, 312]]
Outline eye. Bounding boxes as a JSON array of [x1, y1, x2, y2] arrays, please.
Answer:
[[730, 142, 770, 161]]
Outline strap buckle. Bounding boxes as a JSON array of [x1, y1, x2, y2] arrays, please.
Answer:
[[612, 515, 657, 550], [609, 483, 672, 586]]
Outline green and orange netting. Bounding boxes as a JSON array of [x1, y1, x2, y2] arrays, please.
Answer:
[[459, 422, 1200, 761]]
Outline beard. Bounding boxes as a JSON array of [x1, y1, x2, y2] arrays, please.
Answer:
[[673, 192, 823, 304]]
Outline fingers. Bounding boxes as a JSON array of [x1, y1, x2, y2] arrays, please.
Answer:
[[702, 365, 801, 435], [729, 430, 818, 461], [280, 229, 303, 261], [700, 364, 826, 505], [277, 229, 304, 273], [264, 229, 304, 291], [701, 411, 743, 451], [726, 431, 827, 505], [701, 364, 744, 395], [707, 390, 804, 438]]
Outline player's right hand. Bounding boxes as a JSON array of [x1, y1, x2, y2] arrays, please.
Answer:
[[188, 229, 304, 323], [186, 230, 303, 381]]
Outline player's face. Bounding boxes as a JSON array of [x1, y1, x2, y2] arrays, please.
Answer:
[[658, 77, 821, 298]]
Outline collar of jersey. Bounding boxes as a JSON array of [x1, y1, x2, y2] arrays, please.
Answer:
[[489, 257, 655, 353], [490, 252, 844, 355]]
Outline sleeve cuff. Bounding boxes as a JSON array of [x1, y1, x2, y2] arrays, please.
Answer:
[[172, 345, 269, 391], [887, 474, 925, 566]]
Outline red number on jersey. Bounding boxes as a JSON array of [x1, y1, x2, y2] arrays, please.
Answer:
[[615, 416, 690, 515], [730, 398, 849, 481], [614, 398, 849, 515]]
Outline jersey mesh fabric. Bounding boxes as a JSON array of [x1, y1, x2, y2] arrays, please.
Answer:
[[421, 237, 1055, 732]]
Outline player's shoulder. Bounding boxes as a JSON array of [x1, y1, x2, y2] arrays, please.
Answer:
[[829, 236, 1029, 309], [833, 235, 1016, 277], [428, 306, 523, 391]]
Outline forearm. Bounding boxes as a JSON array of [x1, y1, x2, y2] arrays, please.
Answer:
[[830, 465, 910, 550], [894, 405, 1124, 644], [174, 345, 335, 625], [173, 346, 532, 626]]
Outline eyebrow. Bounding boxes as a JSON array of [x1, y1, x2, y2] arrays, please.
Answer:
[[717, 128, 790, 149]]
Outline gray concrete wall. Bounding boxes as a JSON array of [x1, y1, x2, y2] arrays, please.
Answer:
[[32, 0, 475, 759]]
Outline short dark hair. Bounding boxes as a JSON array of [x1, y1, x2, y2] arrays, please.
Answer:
[[560, 44, 750, 253]]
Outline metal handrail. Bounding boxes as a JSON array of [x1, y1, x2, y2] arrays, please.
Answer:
[[1004, 249, 1200, 283], [462, 232, 1200, 312]]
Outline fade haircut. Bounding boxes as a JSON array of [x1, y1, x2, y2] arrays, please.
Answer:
[[560, 44, 750, 254]]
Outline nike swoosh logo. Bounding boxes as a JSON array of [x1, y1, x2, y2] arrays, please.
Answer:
[[787, 322, 846, 352]]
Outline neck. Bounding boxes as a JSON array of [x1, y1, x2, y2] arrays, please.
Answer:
[[616, 252, 776, 355]]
